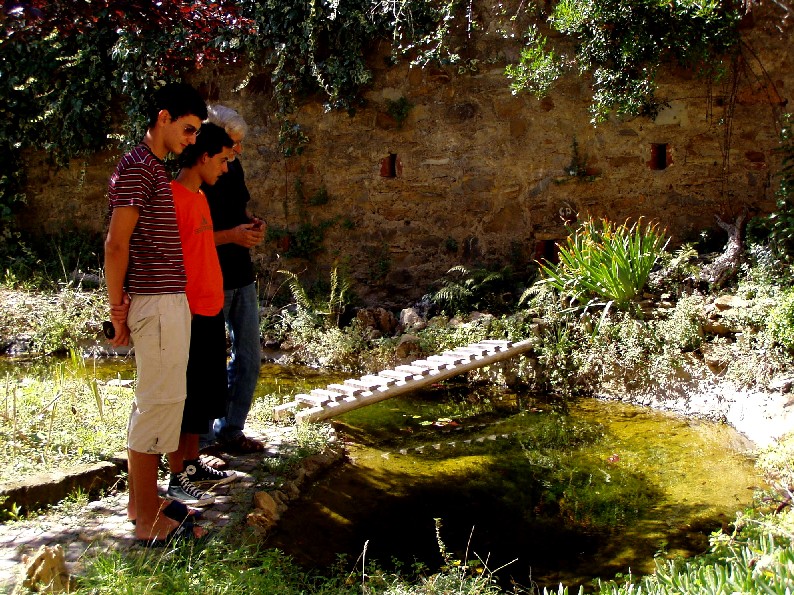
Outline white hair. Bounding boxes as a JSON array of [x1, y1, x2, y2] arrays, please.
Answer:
[[206, 104, 249, 138]]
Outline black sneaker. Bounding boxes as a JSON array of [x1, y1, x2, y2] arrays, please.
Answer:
[[184, 458, 237, 486], [167, 471, 215, 506]]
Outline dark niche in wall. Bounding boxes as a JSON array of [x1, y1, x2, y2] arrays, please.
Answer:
[[380, 153, 403, 178], [649, 143, 670, 170]]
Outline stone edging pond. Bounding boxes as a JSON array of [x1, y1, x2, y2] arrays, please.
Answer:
[[599, 378, 794, 450]]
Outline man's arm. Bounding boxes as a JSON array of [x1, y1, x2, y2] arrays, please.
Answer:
[[214, 222, 265, 249], [104, 206, 139, 347]]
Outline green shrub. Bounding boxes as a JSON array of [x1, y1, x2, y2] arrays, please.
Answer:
[[767, 287, 794, 351], [769, 113, 794, 261], [657, 294, 705, 352], [279, 266, 351, 329]]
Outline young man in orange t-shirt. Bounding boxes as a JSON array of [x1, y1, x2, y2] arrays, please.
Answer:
[[167, 123, 239, 506]]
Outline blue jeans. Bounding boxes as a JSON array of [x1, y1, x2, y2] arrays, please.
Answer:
[[201, 282, 261, 445]]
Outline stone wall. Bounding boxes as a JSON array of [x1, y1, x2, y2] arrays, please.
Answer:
[[17, 3, 792, 307]]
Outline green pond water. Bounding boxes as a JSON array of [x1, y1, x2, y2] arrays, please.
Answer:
[[266, 381, 761, 591]]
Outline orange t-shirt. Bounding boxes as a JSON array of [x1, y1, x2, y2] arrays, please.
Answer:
[[171, 181, 224, 316]]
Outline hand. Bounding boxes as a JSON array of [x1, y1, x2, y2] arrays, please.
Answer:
[[109, 320, 131, 347], [108, 293, 131, 347], [235, 221, 265, 248], [109, 292, 130, 324]]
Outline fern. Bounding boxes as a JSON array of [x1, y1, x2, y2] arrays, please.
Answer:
[[279, 266, 352, 328], [278, 269, 314, 312]]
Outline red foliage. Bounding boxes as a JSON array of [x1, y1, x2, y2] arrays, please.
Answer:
[[3, 0, 254, 70]]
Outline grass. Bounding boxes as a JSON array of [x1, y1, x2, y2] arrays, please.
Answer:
[[78, 532, 513, 595], [0, 352, 130, 483], [0, 286, 107, 355]]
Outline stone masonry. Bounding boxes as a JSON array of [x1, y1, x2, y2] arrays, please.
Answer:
[[15, 2, 793, 306]]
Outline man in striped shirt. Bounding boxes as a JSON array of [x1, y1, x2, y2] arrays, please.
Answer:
[[104, 83, 208, 546]]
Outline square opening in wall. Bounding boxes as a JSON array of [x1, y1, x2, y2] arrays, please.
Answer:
[[650, 143, 669, 170], [380, 153, 401, 177]]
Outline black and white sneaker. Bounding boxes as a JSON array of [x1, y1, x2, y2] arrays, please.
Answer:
[[167, 471, 216, 506], [184, 458, 237, 486]]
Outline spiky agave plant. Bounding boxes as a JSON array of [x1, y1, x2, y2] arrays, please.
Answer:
[[533, 217, 669, 309]]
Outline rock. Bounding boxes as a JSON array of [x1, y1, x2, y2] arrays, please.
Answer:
[[769, 376, 794, 393], [399, 307, 424, 329], [703, 353, 728, 375], [469, 312, 493, 323], [21, 544, 75, 593], [395, 334, 422, 359], [301, 455, 325, 479], [292, 466, 307, 486], [271, 490, 289, 508], [246, 511, 276, 531], [355, 307, 398, 335], [713, 295, 751, 310], [0, 461, 121, 515], [280, 481, 300, 500], [702, 320, 735, 336], [252, 491, 280, 522]]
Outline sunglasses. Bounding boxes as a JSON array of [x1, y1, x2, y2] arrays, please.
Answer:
[[183, 124, 201, 137]]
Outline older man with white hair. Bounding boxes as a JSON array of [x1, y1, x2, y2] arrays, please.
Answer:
[[200, 104, 267, 455]]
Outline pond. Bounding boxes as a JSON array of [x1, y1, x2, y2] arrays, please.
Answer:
[[266, 380, 760, 592]]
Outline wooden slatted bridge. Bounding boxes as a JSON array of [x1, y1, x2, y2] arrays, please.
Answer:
[[274, 338, 537, 423]]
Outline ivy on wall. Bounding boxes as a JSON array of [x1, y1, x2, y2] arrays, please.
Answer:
[[506, 0, 744, 123]]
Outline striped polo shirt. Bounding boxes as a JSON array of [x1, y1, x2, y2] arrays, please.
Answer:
[[108, 144, 187, 294]]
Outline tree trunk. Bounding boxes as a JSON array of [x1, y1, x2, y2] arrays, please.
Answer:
[[699, 211, 748, 288]]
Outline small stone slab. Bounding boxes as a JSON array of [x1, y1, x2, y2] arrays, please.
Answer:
[[327, 383, 365, 396], [310, 388, 345, 401], [380, 370, 414, 382], [395, 364, 432, 376], [295, 393, 328, 406]]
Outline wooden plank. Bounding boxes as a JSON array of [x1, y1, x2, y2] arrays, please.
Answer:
[[442, 350, 478, 361], [478, 339, 513, 349], [454, 345, 490, 356], [411, 359, 448, 371], [310, 388, 345, 401], [407, 361, 436, 369], [295, 406, 326, 423], [344, 378, 385, 391], [273, 401, 299, 421], [427, 355, 465, 365], [279, 338, 538, 423]]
